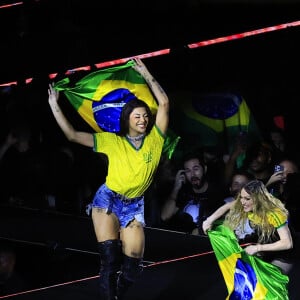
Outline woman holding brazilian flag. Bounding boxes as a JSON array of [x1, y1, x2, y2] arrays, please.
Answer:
[[48, 58, 170, 300], [202, 179, 294, 300]]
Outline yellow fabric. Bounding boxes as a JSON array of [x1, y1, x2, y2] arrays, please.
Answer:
[[93, 126, 164, 198], [248, 209, 287, 229]]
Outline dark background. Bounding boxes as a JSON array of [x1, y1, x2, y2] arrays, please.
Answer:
[[1, 0, 300, 80], [1, 1, 300, 74], [1, 0, 300, 135]]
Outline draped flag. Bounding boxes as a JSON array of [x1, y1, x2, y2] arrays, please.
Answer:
[[170, 91, 262, 154], [53, 60, 180, 159], [208, 224, 289, 300]]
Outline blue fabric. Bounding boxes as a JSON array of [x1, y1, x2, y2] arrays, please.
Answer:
[[92, 184, 145, 227]]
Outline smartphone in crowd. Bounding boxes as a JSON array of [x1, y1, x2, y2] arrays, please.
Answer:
[[274, 164, 284, 173]]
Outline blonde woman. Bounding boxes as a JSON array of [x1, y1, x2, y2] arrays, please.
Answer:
[[202, 179, 294, 274]]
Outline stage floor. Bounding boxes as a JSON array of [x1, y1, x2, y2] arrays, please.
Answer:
[[0, 206, 299, 300]]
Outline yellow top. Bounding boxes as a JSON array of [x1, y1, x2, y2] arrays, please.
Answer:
[[93, 125, 164, 198], [248, 208, 287, 229]]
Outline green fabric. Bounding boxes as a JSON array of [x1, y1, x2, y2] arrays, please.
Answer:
[[53, 60, 180, 159], [208, 224, 289, 300]]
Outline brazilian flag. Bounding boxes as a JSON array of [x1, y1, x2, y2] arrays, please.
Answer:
[[208, 224, 289, 300], [53, 60, 180, 159], [170, 91, 262, 153], [53, 60, 158, 133]]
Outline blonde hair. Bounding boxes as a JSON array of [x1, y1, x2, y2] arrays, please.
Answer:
[[224, 180, 288, 243]]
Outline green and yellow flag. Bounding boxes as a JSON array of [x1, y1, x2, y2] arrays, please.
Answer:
[[170, 91, 262, 153], [53, 60, 180, 159], [53, 60, 158, 133], [208, 224, 289, 300]]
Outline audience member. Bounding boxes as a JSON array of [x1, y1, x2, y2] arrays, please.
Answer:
[[223, 169, 255, 241], [266, 125, 289, 162], [43, 143, 81, 212], [235, 141, 275, 185], [160, 149, 224, 234], [144, 155, 176, 228], [223, 131, 250, 186], [201, 145, 226, 187], [0, 120, 50, 208], [265, 159, 297, 197], [266, 158, 300, 232], [223, 169, 255, 203], [0, 83, 59, 209]]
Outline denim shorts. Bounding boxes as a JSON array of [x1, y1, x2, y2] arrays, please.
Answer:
[[92, 184, 145, 228]]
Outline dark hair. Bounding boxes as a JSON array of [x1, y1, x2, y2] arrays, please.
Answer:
[[243, 141, 274, 168], [118, 98, 154, 136], [232, 168, 255, 181], [181, 149, 206, 170]]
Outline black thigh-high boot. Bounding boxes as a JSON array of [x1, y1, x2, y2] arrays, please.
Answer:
[[116, 255, 143, 300], [98, 239, 122, 300]]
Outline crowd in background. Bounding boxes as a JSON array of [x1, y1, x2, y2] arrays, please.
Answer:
[[1, 71, 300, 299], [0, 81, 107, 214], [1, 79, 300, 235]]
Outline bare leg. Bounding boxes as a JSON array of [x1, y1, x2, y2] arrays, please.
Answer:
[[120, 219, 145, 257], [92, 208, 120, 241], [272, 259, 294, 275]]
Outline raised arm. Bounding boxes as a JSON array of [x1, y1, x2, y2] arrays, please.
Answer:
[[202, 200, 236, 234], [48, 83, 94, 147], [131, 58, 169, 135], [161, 169, 185, 221]]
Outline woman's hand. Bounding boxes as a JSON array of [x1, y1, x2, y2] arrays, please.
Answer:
[[131, 57, 150, 78], [265, 171, 283, 187], [244, 244, 260, 255], [48, 83, 59, 105], [202, 219, 213, 235], [173, 169, 186, 191]]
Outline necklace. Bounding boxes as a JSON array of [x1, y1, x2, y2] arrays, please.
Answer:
[[126, 134, 145, 142]]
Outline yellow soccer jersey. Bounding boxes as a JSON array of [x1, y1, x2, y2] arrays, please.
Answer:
[[93, 125, 165, 198], [248, 208, 288, 229]]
